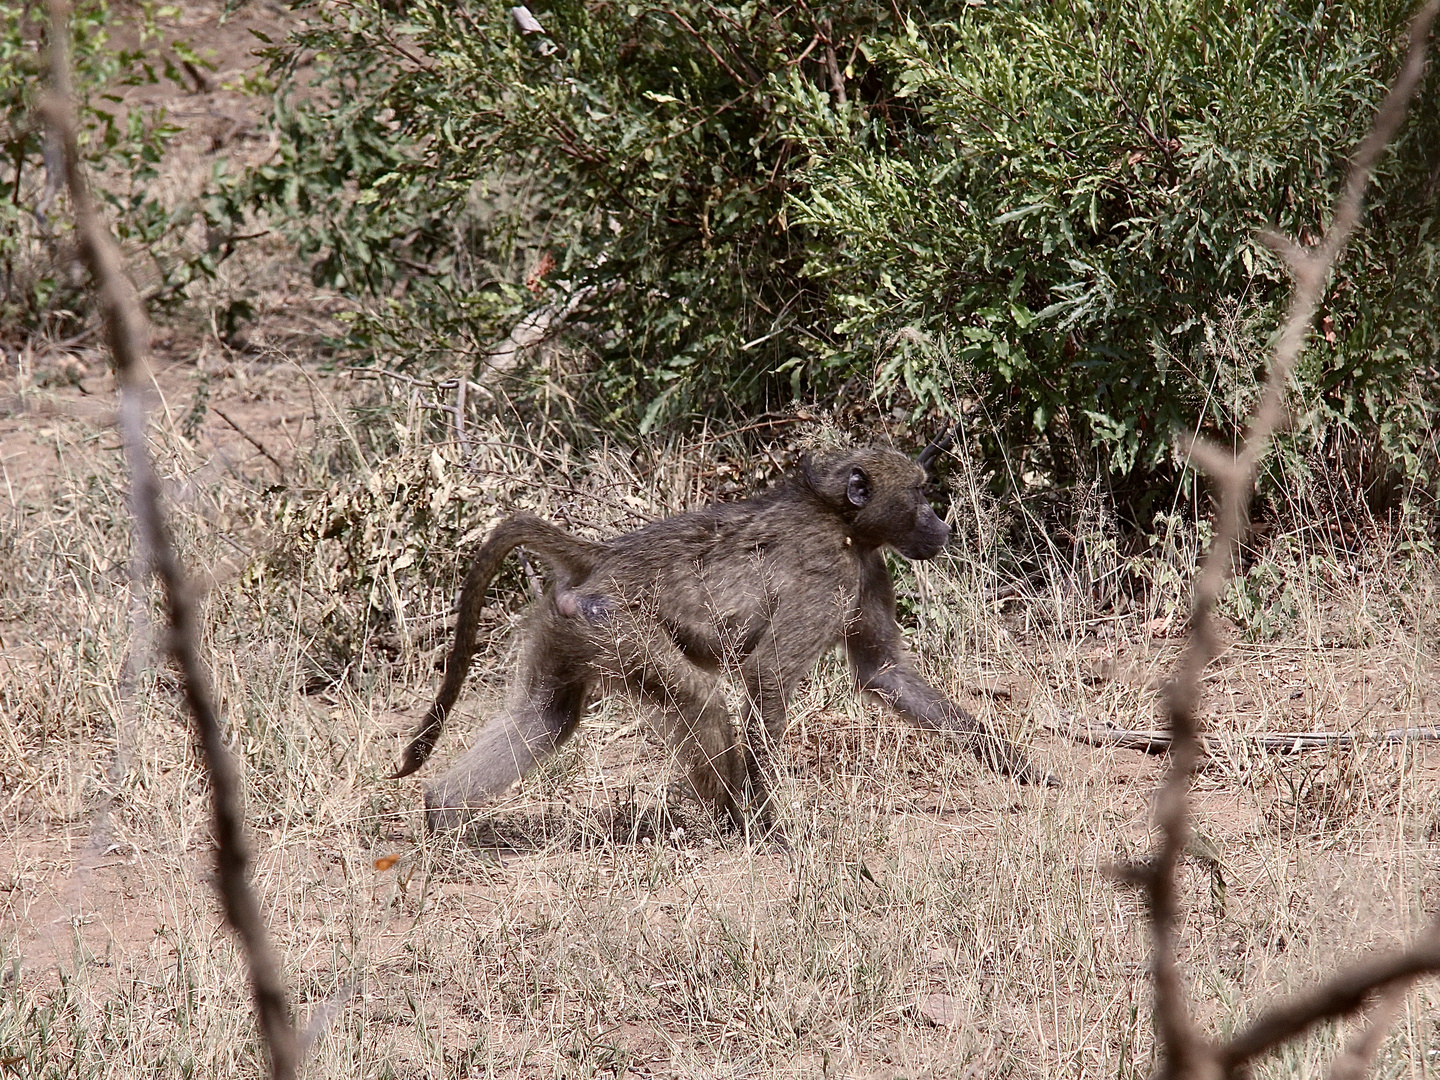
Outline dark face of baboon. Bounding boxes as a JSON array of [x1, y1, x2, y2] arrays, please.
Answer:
[[803, 448, 951, 559]]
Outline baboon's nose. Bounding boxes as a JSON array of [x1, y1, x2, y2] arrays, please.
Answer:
[[925, 508, 951, 548]]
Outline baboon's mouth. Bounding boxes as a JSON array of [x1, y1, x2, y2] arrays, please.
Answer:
[[895, 537, 949, 560]]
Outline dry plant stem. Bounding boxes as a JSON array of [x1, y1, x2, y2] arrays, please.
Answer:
[[1147, 3, 1440, 1077], [1326, 924, 1440, 1080], [1327, 994, 1408, 1080], [1220, 936, 1440, 1071], [452, 376, 471, 459], [41, 1, 298, 1076], [214, 405, 285, 472]]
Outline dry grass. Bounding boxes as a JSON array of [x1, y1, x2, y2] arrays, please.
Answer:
[[6, 4, 1440, 1074], [5, 354, 1440, 1078]]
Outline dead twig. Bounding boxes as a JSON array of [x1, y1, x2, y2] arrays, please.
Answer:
[[213, 406, 285, 473], [1133, 4, 1440, 1077], [39, 2, 298, 1077], [819, 17, 847, 106], [1326, 922, 1440, 1079], [1045, 709, 1440, 756], [1328, 896, 1440, 1076], [1219, 936, 1440, 1071]]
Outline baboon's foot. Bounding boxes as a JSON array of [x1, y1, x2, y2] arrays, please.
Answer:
[[422, 785, 490, 834], [748, 815, 793, 854], [719, 795, 792, 853]]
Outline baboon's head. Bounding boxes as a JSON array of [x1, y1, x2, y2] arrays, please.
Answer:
[[804, 447, 952, 559]]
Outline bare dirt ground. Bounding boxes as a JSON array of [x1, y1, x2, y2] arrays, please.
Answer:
[[5, 5, 1440, 1078]]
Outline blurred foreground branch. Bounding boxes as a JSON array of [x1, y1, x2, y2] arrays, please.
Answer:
[[1136, 3, 1440, 1077], [39, 1, 298, 1077]]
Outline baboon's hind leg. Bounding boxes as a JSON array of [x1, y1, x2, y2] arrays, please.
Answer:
[[424, 614, 593, 831], [603, 615, 750, 828], [424, 679, 589, 832]]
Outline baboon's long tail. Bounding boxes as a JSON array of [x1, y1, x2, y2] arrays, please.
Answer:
[[393, 514, 600, 778]]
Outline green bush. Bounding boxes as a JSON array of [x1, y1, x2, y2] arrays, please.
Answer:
[[787, 1, 1440, 517], [1, 0, 223, 342], [240, 0, 1439, 515], [241, 0, 907, 428]]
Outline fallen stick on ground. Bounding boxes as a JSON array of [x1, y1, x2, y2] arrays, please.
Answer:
[[1042, 708, 1440, 756]]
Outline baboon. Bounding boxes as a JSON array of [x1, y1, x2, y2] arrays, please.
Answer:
[[396, 445, 1054, 833]]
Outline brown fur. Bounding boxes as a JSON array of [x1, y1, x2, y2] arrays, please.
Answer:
[[398, 446, 1054, 832]]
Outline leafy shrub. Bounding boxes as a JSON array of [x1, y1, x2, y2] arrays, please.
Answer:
[[240, 0, 916, 429], [240, 0, 1439, 517], [787, 1, 1440, 518], [1, 0, 220, 342]]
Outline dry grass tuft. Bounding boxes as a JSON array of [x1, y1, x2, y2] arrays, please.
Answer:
[[5, 3, 1440, 1076], [6, 352, 1440, 1075]]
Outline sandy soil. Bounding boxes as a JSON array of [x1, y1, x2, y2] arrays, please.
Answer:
[[5, 5, 1440, 1077]]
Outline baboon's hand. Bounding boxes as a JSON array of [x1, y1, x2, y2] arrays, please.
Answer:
[[1015, 760, 1062, 788]]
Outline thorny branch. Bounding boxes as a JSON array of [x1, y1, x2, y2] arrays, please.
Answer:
[[1325, 916, 1440, 1078], [1139, 4, 1440, 1077], [39, 1, 298, 1077]]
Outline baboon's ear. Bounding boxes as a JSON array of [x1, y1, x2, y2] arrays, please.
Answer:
[[846, 466, 872, 508]]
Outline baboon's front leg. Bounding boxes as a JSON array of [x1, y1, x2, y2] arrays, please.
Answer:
[[844, 550, 1056, 786]]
